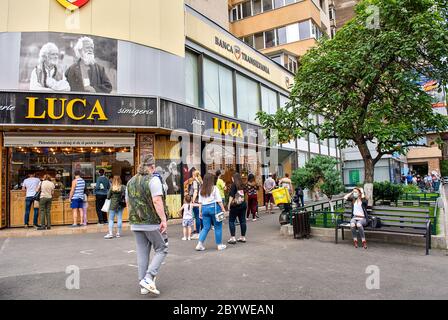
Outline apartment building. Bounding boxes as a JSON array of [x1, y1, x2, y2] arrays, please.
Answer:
[[228, 0, 335, 74]]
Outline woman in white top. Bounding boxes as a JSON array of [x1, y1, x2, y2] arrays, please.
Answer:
[[344, 188, 369, 249], [195, 173, 227, 251]]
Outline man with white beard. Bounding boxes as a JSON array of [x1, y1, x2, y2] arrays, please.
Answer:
[[65, 37, 112, 93], [30, 42, 70, 91]]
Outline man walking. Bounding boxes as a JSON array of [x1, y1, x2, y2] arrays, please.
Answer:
[[264, 173, 276, 215], [22, 173, 41, 228], [126, 155, 168, 296], [95, 169, 110, 225]]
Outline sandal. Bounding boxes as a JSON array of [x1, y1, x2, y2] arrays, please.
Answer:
[[237, 238, 246, 243], [227, 239, 237, 244]]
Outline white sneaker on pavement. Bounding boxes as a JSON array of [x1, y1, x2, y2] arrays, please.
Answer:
[[182, 237, 187, 241], [195, 242, 205, 251], [104, 233, 114, 239], [217, 244, 227, 251], [140, 277, 157, 295], [139, 277, 160, 295]]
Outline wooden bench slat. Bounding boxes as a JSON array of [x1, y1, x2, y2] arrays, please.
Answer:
[[379, 221, 427, 228], [372, 206, 430, 213]]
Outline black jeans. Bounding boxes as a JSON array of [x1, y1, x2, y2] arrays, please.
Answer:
[[229, 203, 247, 237], [95, 195, 108, 223]]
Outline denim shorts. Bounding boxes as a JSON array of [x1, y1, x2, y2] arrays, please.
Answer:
[[70, 198, 84, 209], [182, 219, 194, 227]]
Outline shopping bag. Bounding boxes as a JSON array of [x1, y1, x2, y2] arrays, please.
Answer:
[[101, 199, 111, 212]]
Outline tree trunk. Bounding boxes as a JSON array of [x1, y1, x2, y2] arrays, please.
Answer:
[[357, 141, 375, 206]]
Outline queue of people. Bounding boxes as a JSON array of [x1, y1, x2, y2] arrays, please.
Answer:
[[402, 171, 441, 192]]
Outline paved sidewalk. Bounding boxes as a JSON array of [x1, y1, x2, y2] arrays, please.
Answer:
[[1, 210, 448, 300]]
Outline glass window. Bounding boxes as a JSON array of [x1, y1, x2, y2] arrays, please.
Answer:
[[203, 58, 234, 116], [185, 51, 199, 107], [261, 86, 278, 114], [264, 29, 276, 48], [279, 95, 289, 108], [286, 23, 300, 43], [236, 74, 260, 123], [253, 0, 262, 14], [285, 0, 295, 4], [330, 138, 336, 149], [277, 27, 287, 45], [263, 0, 273, 12], [270, 54, 282, 65], [243, 35, 254, 48], [254, 32, 264, 50], [219, 66, 235, 117], [242, 1, 252, 18], [231, 7, 238, 21], [299, 20, 311, 40], [274, 0, 284, 8], [203, 58, 220, 113]]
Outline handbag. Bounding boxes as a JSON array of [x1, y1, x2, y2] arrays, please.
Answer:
[[119, 190, 127, 208], [101, 199, 111, 213], [214, 203, 225, 223], [369, 216, 382, 228], [33, 191, 41, 201]]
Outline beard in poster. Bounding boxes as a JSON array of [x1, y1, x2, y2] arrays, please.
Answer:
[[65, 37, 113, 94]]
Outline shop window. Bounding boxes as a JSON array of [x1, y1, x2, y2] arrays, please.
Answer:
[[279, 94, 289, 108], [185, 51, 199, 107], [285, 0, 295, 4], [236, 73, 260, 123]]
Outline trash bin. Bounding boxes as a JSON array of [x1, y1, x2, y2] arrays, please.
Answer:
[[292, 210, 311, 239]]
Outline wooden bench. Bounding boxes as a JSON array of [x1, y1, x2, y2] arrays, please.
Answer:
[[335, 207, 432, 255]]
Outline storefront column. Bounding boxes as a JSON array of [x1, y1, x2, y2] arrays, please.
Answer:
[[0, 133, 6, 229]]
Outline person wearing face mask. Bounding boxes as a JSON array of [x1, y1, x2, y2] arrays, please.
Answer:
[[344, 187, 368, 249]]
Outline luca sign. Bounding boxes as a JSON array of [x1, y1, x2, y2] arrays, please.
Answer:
[[0, 92, 157, 128], [213, 118, 244, 139], [56, 0, 90, 11]]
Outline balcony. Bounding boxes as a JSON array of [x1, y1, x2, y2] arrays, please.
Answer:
[[230, 0, 322, 38]]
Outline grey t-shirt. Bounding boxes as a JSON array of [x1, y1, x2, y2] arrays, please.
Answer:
[[129, 175, 165, 232]]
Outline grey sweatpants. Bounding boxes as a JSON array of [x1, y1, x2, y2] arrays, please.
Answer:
[[134, 230, 168, 281], [350, 218, 367, 240]]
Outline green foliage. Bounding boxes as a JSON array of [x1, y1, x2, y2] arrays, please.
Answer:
[[292, 156, 345, 200], [401, 184, 421, 194], [440, 160, 448, 177], [258, 0, 448, 184], [373, 182, 403, 205]]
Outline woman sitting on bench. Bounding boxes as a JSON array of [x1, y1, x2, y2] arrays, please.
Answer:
[[344, 188, 368, 249]]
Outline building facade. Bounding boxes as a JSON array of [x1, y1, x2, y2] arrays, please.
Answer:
[[0, 0, 322, 229], [228, 0, 333, 74]]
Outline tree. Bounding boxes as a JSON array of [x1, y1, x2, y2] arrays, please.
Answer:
[[258, 0, 448, 202], [292, 156, 345, 214]]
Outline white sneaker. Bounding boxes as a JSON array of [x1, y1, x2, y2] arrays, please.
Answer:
[[181, 237, 187, 241], [195, 242, 205, 251], [191, 234, 199, 240], [115, 233, 121, 238], [104, 233, 114, 239], [217, 244, 227, 251], [252, 218, 257, 222], [139, 278, 160, 295], [140, 287, 150, 295], [187, 237, 191, 241]]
